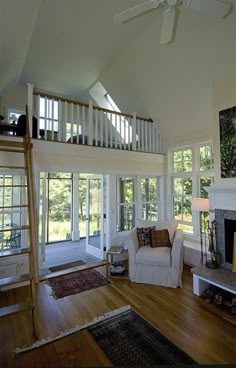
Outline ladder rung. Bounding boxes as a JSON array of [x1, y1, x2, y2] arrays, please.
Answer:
[[0, 204, 28, 209], [0, 248, 29, 258], [0, 225, 30, 233], [0, 148, 25, 153], [0, 166, 26, 170], [0, 273, 32, 289], [0, 140, 25, 148], [0, 303, 33, 318], [0, 185, 27, 188]]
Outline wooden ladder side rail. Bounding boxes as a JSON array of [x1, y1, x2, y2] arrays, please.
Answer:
[[22, 105, 39, 339]]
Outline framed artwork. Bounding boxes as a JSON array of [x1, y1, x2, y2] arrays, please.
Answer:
[[219, 106, 236, 178]]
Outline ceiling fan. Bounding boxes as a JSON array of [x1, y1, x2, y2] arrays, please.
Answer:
[[113, 0, 233, 45]]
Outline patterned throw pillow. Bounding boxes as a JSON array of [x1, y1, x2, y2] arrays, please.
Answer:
[[151, 229, 171, 248], [136, 227, 153, 247]]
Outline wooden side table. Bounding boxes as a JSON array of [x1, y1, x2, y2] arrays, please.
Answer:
[[106, 249, 129, 279]]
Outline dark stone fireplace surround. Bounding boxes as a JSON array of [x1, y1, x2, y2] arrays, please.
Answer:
[[215, 209, 236, 268]]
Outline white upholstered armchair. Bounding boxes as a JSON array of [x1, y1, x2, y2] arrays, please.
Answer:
[[126, 220, 184, 288]]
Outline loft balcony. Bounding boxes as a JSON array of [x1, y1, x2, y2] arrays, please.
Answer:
[[30, 91, 166, 155]]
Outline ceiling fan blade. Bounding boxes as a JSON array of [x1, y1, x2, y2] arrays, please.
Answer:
[[184, 0, 233, 18], [160, 7, 176, 45], [114, 0, 160, 24]]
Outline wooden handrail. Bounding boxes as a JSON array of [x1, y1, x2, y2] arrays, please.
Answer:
[[33, 90, 153, 123]]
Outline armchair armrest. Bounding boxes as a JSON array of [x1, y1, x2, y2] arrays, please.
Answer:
[[171, 229, 184, 270], [126, 228, 139, 262]]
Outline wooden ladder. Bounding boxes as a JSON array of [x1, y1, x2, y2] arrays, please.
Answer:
[[0, 106, 39, 339]]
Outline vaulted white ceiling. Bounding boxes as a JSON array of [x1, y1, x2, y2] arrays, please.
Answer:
[[1, 0, 236, 144]]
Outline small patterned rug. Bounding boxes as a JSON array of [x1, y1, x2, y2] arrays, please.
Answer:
[[87, 308, 196, 366], [15, 306, 196, 366], [47, 269, 110, 299]]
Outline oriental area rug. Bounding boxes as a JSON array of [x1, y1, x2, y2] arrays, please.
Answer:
[[47, 269, 110, 299], [15, 306, 196, 366]]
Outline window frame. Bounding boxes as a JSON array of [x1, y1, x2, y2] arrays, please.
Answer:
[[116, 175, 161, 233], [169, 141, 214, 238]]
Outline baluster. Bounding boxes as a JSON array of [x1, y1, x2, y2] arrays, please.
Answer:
[[95, 108, 98, 146], [137, 119, 141, 151], [69, 103, 73, 143], [123, 116, 126, 150], [109, 112, 113, 148], [119, 115, 122, 149], [148, 121, 152, 153], [88, 100, 93, 146], [36, 95, 40, 139], [132, 113, 136, 151], [115, 113, 118, 149], [76, 104, 80, 144], [145, 121, 148, 152], [44, 97, 47, 141], [82, 106, 85, 145], [99, 110, 102, 147], [64, 102, 68, 142], [58, 100, 62, 142], [151, 122, 154, 153], [105, 112, 108, 147]]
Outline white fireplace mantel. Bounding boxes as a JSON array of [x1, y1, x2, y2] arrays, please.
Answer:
[[206, 186, 236, 212]]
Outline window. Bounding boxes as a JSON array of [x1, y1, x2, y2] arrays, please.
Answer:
[[0, 174, 26, 249], [140, 177, 159, 221], [170, 142, 214, 236], [117, 176, 160, 232], [90, 81, 132, 144], [8, 109, 24, 124]]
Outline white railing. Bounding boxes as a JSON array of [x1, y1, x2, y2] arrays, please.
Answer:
[[33, 92, 166, 154]]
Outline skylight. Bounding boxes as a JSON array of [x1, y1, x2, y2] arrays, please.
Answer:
[[89, 81, 132, 144]]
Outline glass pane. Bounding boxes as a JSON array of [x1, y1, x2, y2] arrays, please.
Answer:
[[173, 196, 182, 220], [183, 160, 192, 172], [78, 178, 86, 238], [48, 177, 71, 242], [141, 178, 148, 202], [118, 204, 135, 231], [200, 176, 212, 198], [183, 197, 192, 222], [200, 145, 213, 171], [125, 178, 134, 203], [173, 178, 182, 195], [142, 203, 150, 220], [88, 179, 101, 247], [119, 178, 125, 203], [183, 178, 192, 195]]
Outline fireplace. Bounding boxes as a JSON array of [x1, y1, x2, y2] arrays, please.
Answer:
[[215, 209, 236, 268]]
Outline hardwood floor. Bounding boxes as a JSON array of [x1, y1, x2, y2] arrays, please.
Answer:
[[0, 266, 236, 366]]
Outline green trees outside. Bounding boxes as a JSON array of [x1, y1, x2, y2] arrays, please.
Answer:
[[219, 108, 236, 178]]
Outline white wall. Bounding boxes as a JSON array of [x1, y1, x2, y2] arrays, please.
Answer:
[[0, 84, 27, 120], [212, 72, 236, 186], [98, 8, 236, 145]]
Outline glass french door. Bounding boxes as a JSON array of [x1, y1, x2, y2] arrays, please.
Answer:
[[85, 175, 104, 259]]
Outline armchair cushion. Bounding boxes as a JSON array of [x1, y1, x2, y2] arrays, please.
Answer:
[[136, 246, 171, 267], [136, 227, 154, 247], [151, 229, 171, 248], [136, 219, 178, 243]]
